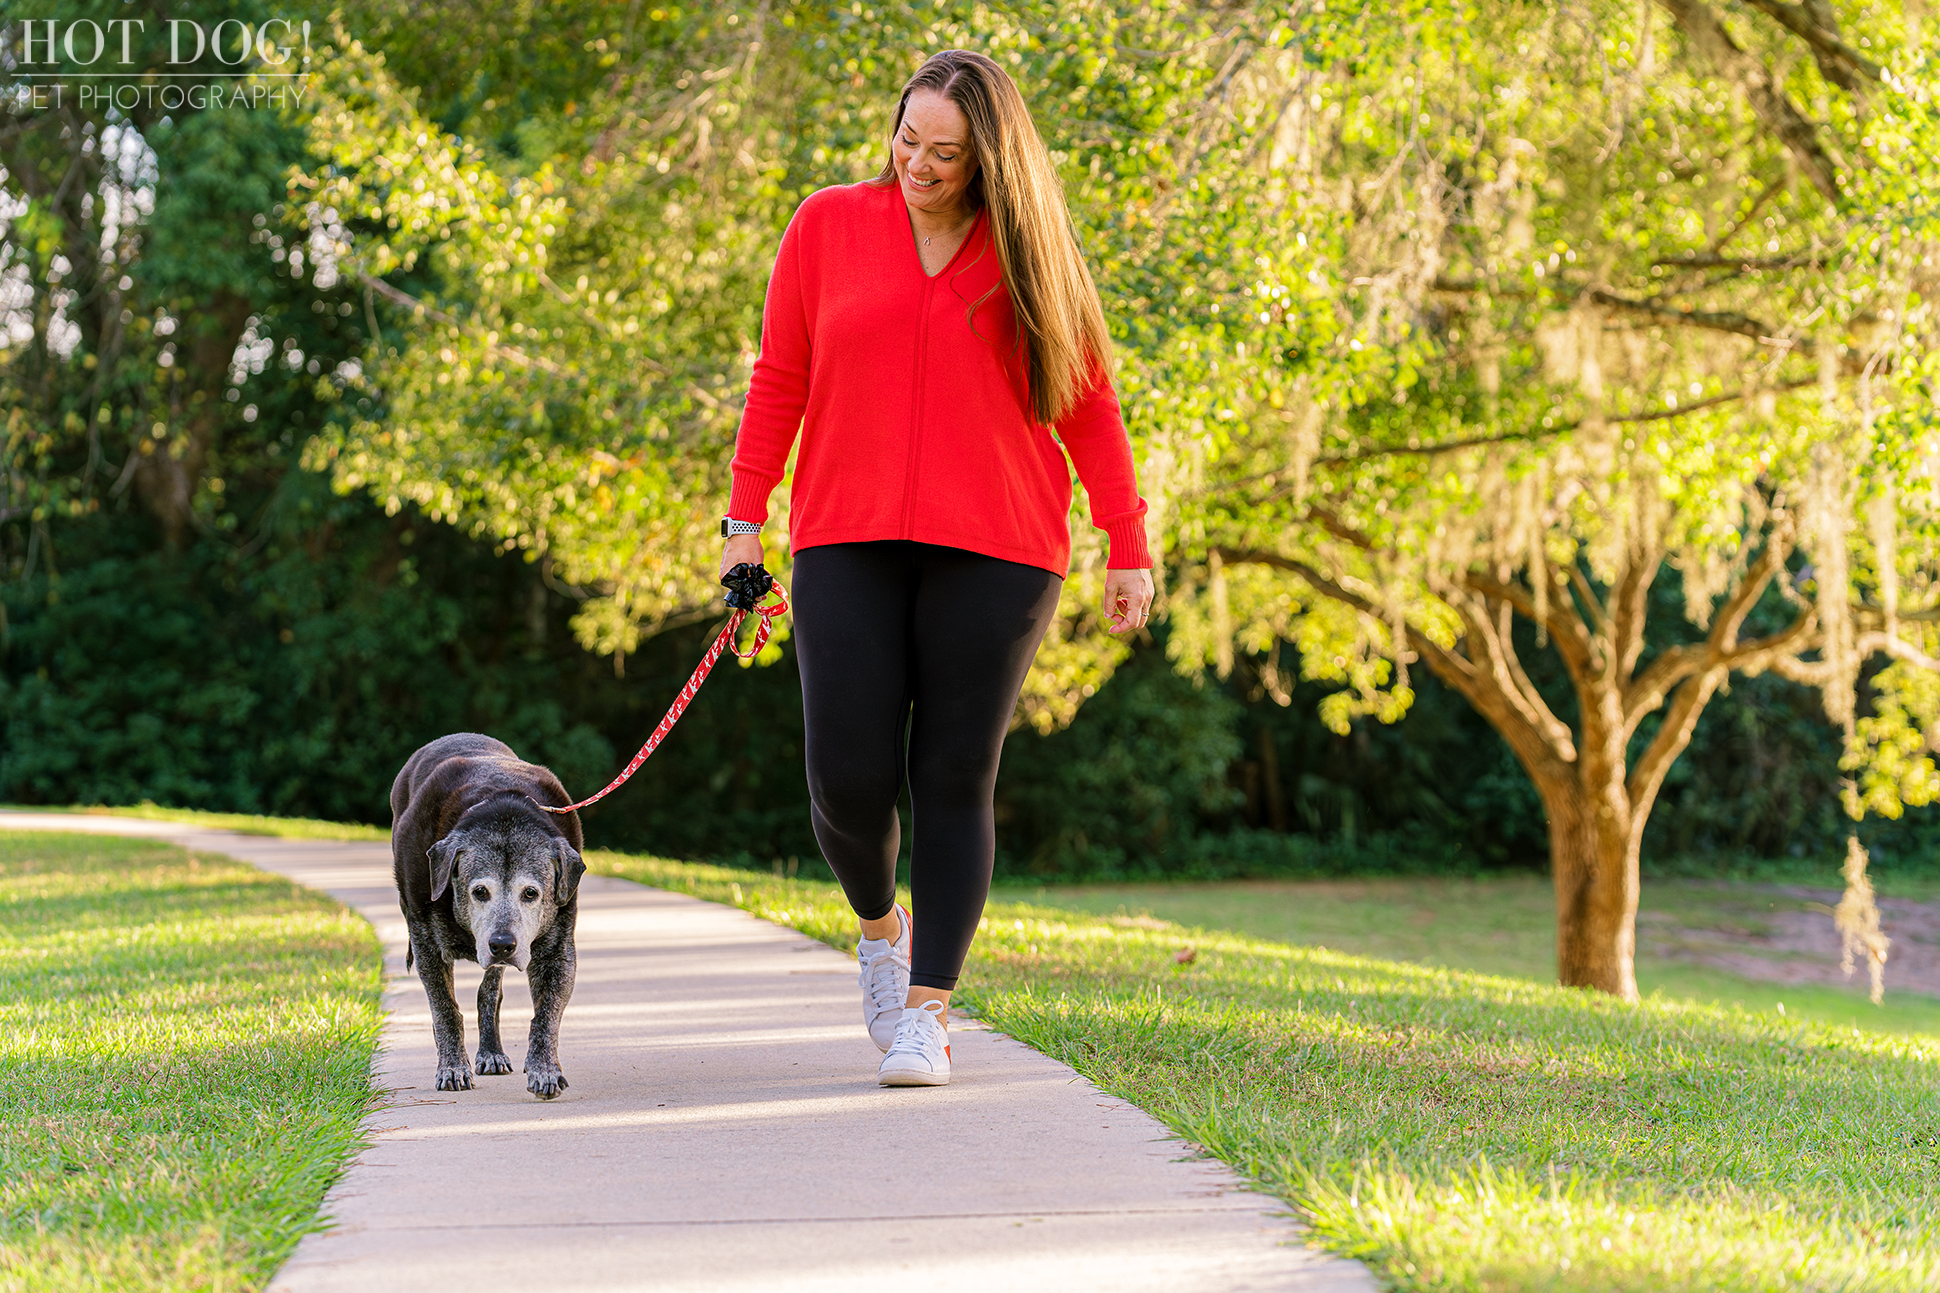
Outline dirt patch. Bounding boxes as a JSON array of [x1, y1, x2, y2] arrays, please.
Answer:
[[1639, 883, 1940, 998]]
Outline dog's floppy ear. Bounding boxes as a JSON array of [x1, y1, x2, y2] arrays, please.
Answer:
[[427, 836, 461, 902], [553, 839, 587, 906]]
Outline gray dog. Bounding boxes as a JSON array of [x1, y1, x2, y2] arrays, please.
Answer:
[[390, 733, 587, 1099]]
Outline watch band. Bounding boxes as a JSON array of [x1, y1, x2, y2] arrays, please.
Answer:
[[721, 516, 763, 537]]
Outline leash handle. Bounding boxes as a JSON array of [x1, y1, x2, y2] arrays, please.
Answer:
[[541, 577, 789, 816]]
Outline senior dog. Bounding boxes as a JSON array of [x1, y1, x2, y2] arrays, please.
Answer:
[[391, 733, 587, 1099]]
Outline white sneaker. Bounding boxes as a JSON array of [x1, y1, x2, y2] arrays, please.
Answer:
[[878, 999, 951, 1087], [856, 903, 912, 1052]]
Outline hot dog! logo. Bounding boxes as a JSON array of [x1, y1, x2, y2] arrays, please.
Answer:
[[4, 17, 315, 111]]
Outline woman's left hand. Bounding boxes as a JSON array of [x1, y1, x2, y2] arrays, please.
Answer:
[[1103, 568, 1156, 635]]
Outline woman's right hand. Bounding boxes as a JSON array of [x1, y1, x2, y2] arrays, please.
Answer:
[[720, 532, 766, 581]]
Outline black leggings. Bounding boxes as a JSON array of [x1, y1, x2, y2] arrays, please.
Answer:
[[793, 541, 1062, 990]]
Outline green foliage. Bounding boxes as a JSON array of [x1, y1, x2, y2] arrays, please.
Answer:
[[8, 0, 1940, 906], [0, 831, 382, 1290], [1, 2, 359, 553], [0, 476, 617, 822], [1149, 0, 1940, 817], [995, 640, 1245, 875], [277, 2, 1940, 868]]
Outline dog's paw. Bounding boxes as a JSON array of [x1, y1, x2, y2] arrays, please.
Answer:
[[435, 1062, 474, 1091], [474, 1050, 514, 1076], [524, 1062, 569, 1100]]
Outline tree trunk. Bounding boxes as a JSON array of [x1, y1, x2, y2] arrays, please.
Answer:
[[1257, 726, 1288, 832], [134, 292, 253, 551], [1540, 774, 1641, 1000], [1226, 513, 1782, 1004]]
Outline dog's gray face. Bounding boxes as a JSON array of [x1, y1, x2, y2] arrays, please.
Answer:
[[427, 817, 585, 970]]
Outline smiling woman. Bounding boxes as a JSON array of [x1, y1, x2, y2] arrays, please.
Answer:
[[891, 93, 982, 275], [718, 48, 1157, 1090]]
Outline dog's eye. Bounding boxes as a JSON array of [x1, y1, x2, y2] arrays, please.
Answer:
[[521, 887, 541, 903], [471, 885, 490, 902]]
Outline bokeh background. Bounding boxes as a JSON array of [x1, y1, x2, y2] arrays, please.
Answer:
[[3, 0, 1934, 882]]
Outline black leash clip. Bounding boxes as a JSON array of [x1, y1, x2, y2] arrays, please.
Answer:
[[721, 562, 775, 611]]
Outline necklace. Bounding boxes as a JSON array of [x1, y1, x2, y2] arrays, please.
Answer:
[[921, 212, 975, 246]]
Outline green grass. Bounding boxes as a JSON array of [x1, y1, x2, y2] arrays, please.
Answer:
[[0, 832, 384, 1291], [1013, 875, 1940, 1039], [590, 850, 1940, 1292], [3, 804, 388, 843]]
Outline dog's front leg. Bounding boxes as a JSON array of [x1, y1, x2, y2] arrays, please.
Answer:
[[522, 944, 576, 1099], [475, 965, 514, 1075], [412, 932, 473, 1091]]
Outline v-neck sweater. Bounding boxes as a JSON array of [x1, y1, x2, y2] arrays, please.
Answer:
[[726, 181, 1152, 575]]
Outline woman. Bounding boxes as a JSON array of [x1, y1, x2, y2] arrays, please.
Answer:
[[720, 49, 1155, 1087]]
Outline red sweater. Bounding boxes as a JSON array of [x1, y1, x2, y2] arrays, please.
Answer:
[[727, 181, 1152, 574]]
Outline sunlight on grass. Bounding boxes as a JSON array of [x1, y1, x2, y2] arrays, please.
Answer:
[[592, 851, 1940, 1292], [5, 803, 389, 842], [0, 832, 383, 1292], [1012, 875, 1940, 1038]]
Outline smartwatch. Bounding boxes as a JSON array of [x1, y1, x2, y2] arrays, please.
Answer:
[[721, 517, 762, 537]]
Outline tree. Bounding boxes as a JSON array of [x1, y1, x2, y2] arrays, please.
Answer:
[[1, 1, 369, 559], [1137, 0, 1940, 997]]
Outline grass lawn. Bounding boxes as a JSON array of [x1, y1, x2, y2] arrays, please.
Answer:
[[591, 850, 1940, 1292], [1013, 874, 1940, 1039], [0, 832, 383, 1292]]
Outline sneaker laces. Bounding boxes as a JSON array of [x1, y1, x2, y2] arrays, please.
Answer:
[[858, 907, 909, 1016], [860, 945, 907, 1015], [886, 1000, 948, 1064]]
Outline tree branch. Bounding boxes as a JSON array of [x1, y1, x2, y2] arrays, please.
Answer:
[[1297, 508, 1591, 749], [1567, 563, 1612, 636], [1707, 172, 1787, 256], [1312, 378, 1817, 465], [1461, 569, 1599, 682], [1585, 288, 1816, 352], [1622, 530, 1796, 732], [1627, 667, 1728, 817], [1608, 540, 1658, 682], [1211, 548, 1462, 680], [359, 273, 570, 376], [1651, 252, 1830, 270], [1480, 596, 1581, 761], [1740, 0, 1883, 90], [1214, 547, 1578, 775], [1858, 631, 1940, 674], [1768, 653, 1836, 685], [1432, 277, 1858, 365], [1627, 605, 1820, 810], [1656, 0, 1844, 204]]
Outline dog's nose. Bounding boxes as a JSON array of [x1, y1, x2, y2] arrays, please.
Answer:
[[488, 932, 517, 961]]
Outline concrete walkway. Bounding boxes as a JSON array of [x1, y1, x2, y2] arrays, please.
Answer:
[[1, 812, 1372, 1292]]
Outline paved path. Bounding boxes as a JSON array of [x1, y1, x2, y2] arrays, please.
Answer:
[[1, 812, 1371, 1292]]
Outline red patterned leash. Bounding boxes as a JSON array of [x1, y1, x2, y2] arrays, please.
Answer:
[[541, 578, 789, 816]]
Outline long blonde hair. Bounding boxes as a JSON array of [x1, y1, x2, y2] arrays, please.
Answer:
[[873, 50, 1114, 426]]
